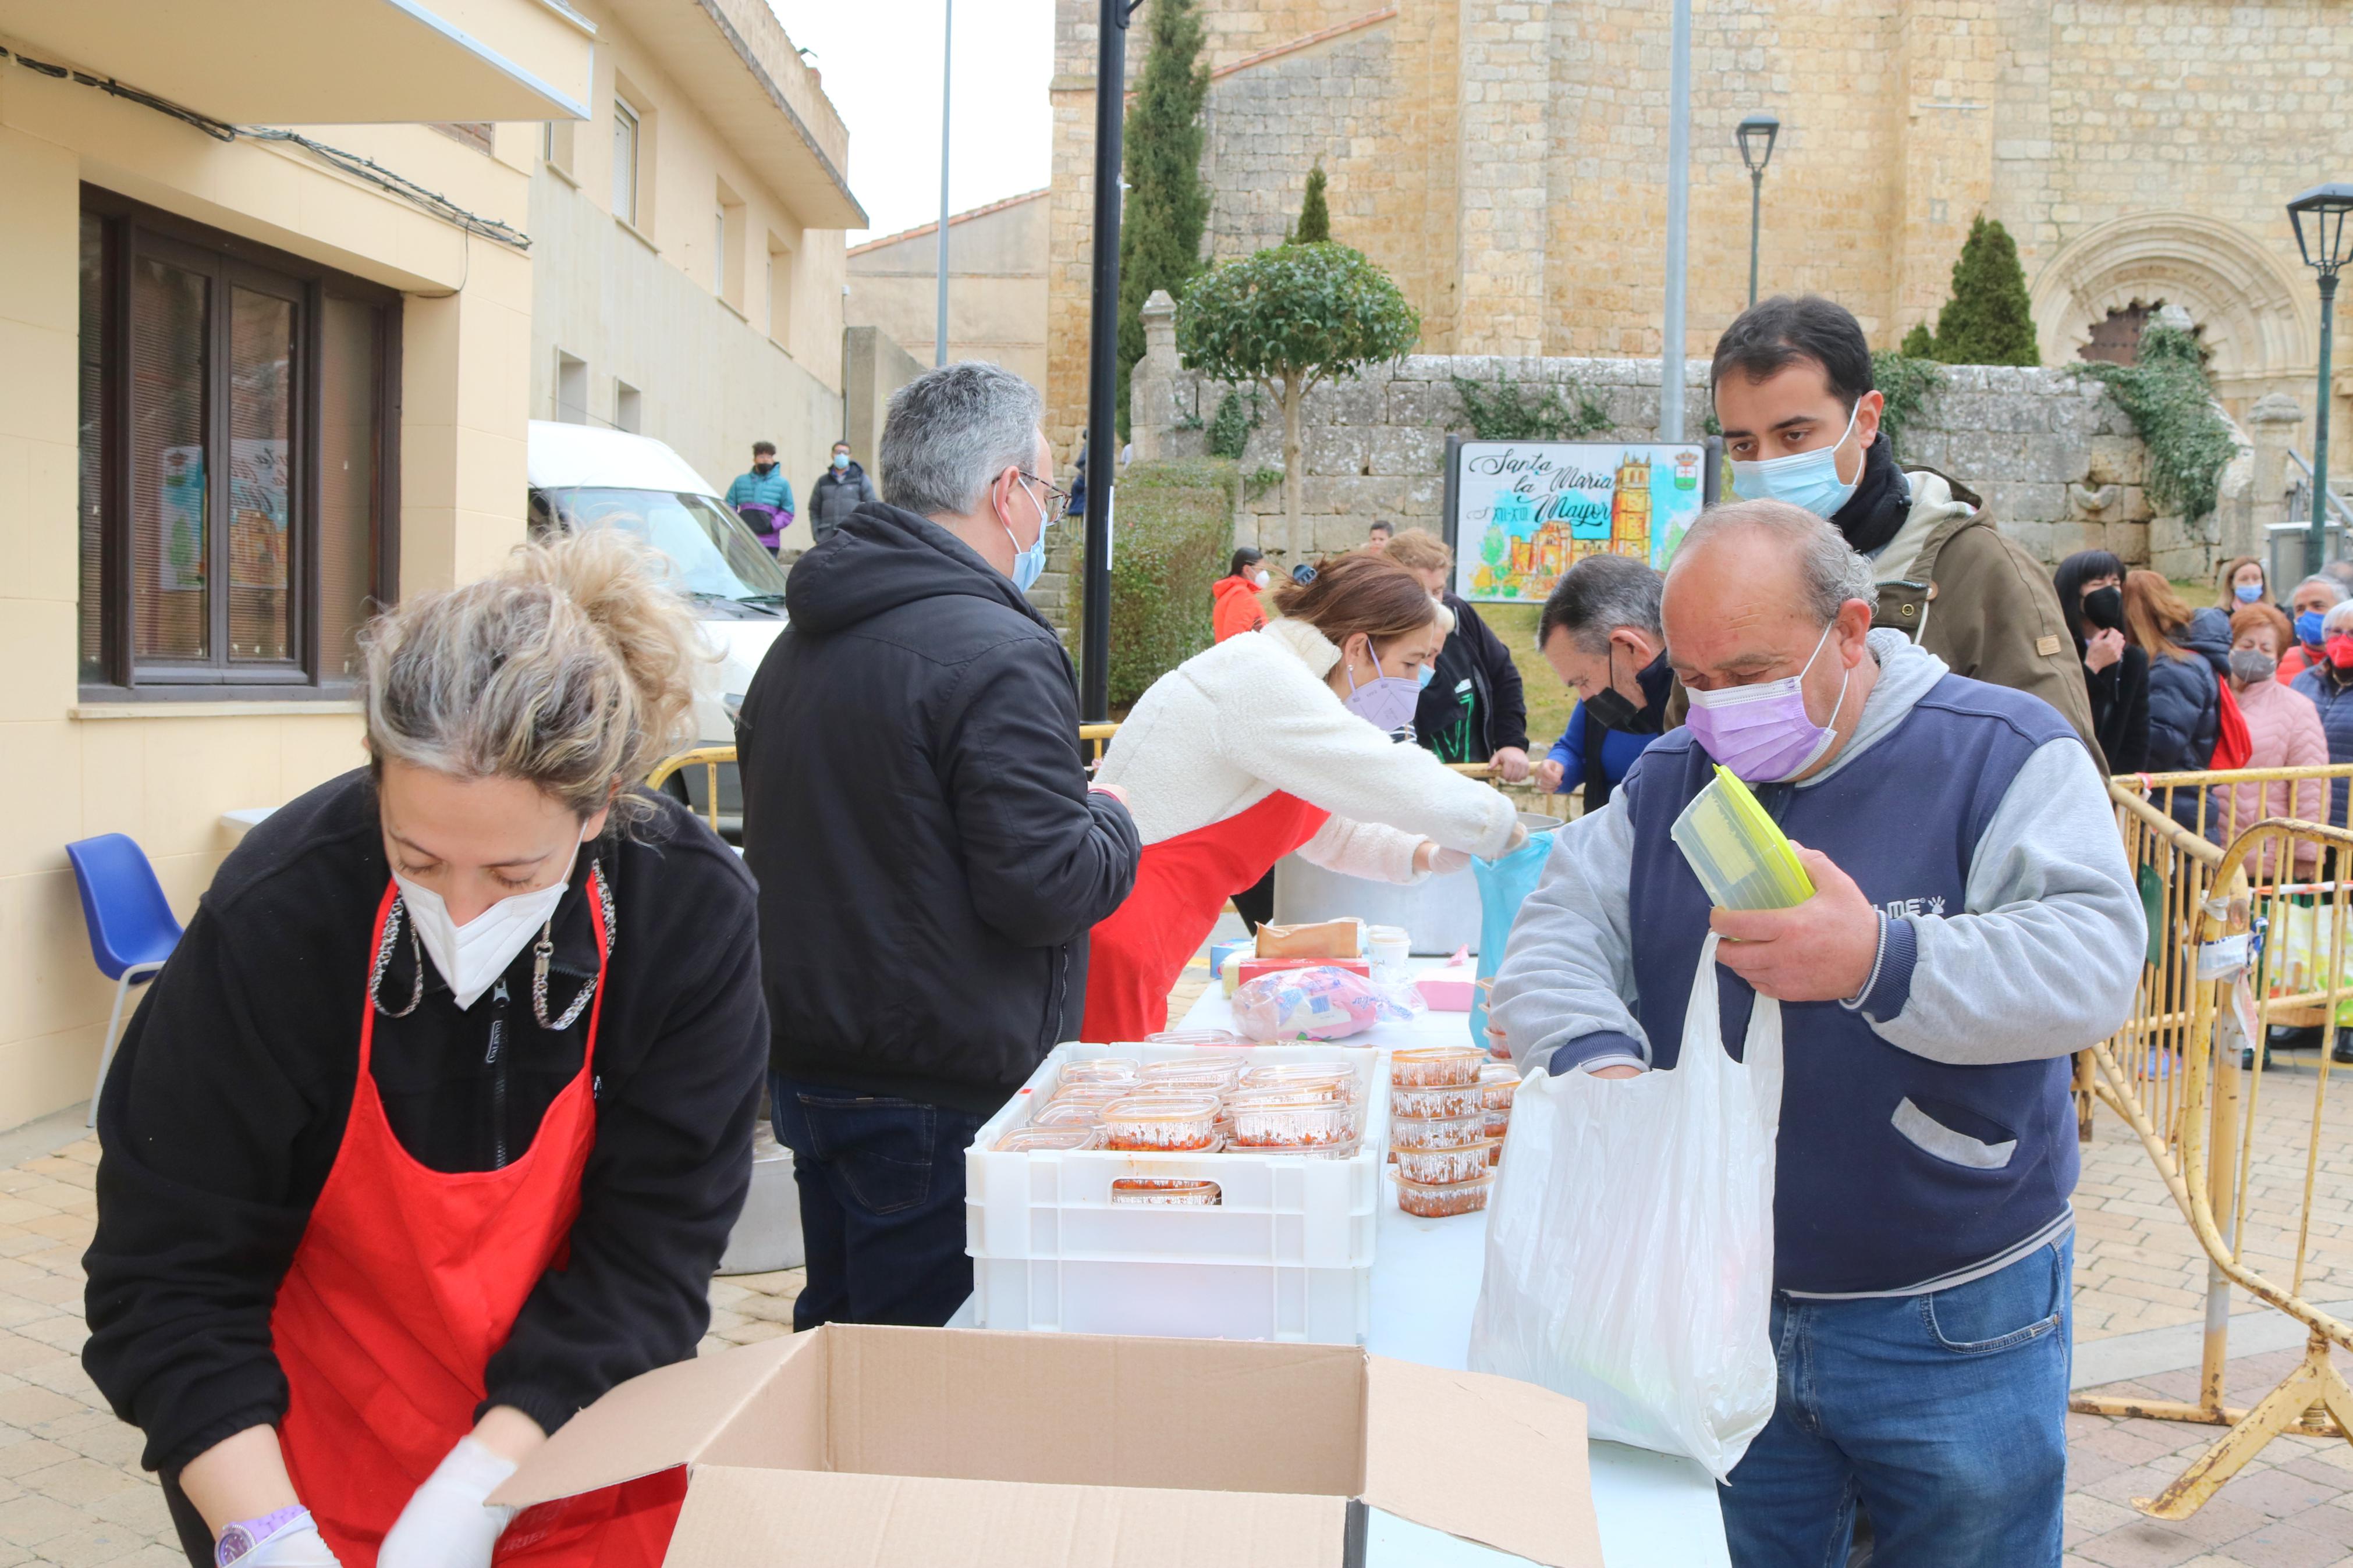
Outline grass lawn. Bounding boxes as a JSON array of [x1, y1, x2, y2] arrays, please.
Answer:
[[1478, 602, 1574, 752]]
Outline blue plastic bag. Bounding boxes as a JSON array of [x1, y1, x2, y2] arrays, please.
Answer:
[[1468, 826, 1558, 1048]]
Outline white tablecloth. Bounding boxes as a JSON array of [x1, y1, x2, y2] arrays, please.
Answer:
[[1179, 965, 1732, 1568]]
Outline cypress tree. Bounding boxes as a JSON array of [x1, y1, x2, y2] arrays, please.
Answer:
[[1930, 215, 2040, 367], [1116, 0, 1210, 438], [1296, 164, 1332, 243], [1900, 322, 1936, 360]]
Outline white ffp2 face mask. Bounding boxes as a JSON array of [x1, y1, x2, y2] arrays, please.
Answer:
[[395, 842, 581, 1009]]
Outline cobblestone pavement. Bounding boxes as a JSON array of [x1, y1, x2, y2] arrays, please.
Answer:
[[1, 1006, 2347, 1565]]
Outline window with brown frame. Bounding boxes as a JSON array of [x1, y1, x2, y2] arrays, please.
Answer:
[[77, 187, 401, 698]]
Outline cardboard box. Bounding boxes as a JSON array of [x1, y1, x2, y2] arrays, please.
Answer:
[[1256, 919, 1364, 961], [1235, 956, 1374, 989], [494, 1325, 1605, 1568]]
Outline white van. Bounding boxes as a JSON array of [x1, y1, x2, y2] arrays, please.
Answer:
[[525, 420, 786, 837]]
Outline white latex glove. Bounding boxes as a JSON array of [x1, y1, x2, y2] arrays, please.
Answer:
[[377, 1437, 519, 1568], [225, 1517, 343, 1567], [1425, 845, 1472, 876], [1481, 822, 1530, 861]]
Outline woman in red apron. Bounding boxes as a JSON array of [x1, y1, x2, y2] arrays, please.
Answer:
[[84, 532, 768, 1568], [1084, 552, 1526, 1041]]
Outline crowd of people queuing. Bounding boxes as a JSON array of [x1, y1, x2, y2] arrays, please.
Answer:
[[87, 288, 2288, 1568]]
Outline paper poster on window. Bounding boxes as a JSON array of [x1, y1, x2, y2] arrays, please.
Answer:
[[1445, 440, 1708, 602], [158, 445, 207, 592]]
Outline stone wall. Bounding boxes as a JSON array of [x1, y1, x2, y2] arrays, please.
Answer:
[[1123, 291, 2260, 588]]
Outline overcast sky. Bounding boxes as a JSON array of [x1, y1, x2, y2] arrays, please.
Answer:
[[768, 0, 1059, 245]]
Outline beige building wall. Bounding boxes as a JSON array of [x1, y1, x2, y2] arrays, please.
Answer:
[[0, 43, 540, 1127], [845, 190, 1050, 395], [1050, 0, 2353, 448], [526, 0, 854, 556]]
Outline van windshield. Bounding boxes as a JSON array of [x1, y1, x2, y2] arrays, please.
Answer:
[[531, 487, 793, 600]]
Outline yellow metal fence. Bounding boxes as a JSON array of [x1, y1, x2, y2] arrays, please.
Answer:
[[2082, 765, 2353, 1516]]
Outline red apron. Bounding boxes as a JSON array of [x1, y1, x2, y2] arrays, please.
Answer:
[[1082, 791, 1330, 1042], [270, 876, 682, 1568]]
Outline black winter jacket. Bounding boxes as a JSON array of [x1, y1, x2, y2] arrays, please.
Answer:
[[738, 502, 1140, 1114], [808, 461, 877, 540], [1414, 593, 1529, 764], [2146, 611, 2231, 773], [82, 772, 766, 1473]]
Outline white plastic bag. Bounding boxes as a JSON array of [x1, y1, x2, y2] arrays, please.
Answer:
[[1467, 933, 1783, 1480]]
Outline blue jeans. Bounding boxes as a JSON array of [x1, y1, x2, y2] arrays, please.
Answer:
[[769, 1072, 987, 1330], [1721, 1235, 2072, 1568]]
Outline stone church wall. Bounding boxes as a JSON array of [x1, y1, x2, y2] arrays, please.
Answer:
[[1124, 305, 2252, 588]]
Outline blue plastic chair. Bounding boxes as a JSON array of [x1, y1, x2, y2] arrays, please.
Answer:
[[65, 834, 183, 1125]]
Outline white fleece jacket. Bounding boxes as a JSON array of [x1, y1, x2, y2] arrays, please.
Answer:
[[1096, 618, 1521, 884]]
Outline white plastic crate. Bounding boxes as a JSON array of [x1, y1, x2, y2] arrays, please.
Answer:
[[966, 1042, 1388, 1343]]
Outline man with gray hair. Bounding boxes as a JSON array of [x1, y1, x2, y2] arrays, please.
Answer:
[[1530, 553, 1671, 809], [736, 361, 1140, 1328], [1489, 498, 2142, 1564]]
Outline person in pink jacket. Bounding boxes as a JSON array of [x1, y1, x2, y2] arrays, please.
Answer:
[[2218, 603, 2327, 865]]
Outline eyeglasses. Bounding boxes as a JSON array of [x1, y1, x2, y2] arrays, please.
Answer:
[[1018, 472, 1072, 527]]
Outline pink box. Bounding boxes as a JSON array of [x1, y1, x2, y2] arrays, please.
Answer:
[[1414, 965, 1479, 1012]]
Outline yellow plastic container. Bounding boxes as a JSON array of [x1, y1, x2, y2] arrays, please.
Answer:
[[1669, 765, 1816, 911]]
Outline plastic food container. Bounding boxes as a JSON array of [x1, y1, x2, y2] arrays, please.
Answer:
[[1482, 1110, 1511, 1140], [1478, 1062, 1520, 1111], [1240, 1062, 1360, 1100], [1487, 1140, 1503, 1167], [1395, 1140, 1494, 1185], [1389, 1047, 1486, 1089], [1031, 1101, 1102, 1129], [1144, 1029, 1248, 1046], [1098, 1094, 1222, 1151], [1050, 1082, 1133, 1110], [1366, 925, 1411, 975], [996, 1125, 1099, 1152], [1059, 1058, 1141, 1086], [1226, 1090, 1353, 1149], [1396, 1172, 1495, 1218], [1141, 1054, 1249, 1081], [1110, 1178, 1222, 1207], [1389, 1083, 1482, 1119], [1387, 1111, 1484, 1151]]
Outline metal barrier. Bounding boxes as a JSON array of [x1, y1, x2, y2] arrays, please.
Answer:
[[2079, 765, 2353, 1516], [645, 745, 736, 835]]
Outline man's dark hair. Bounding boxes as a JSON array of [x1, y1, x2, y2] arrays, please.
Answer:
[[752, 440, 777, 457], [1367, 520, 1394, 539], [1709, 295, 1875, 415], [1538, 554, 1665, 656], [833, 439, 851, 451]]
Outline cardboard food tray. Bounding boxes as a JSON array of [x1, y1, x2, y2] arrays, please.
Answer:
[[494, 1325, 1607, 1568]]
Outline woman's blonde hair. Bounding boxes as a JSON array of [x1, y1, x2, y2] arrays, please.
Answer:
[[1380, 527, 1454, 577], [361, 529, 711, 829], [2123, 569, 2195, 663]]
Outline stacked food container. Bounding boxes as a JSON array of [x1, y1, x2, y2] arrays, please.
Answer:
[[1387, 1047, 1517, 1217], [966, 1041, 1387, 1343]]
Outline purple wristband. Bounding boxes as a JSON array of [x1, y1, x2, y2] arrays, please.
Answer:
[[217, 1506, 311, 1566]]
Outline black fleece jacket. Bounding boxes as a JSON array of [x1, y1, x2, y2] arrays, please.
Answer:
[[82, 772, 766, 1473], [1414, 592, 1529, 763], [737, 501, 1140, 1114]]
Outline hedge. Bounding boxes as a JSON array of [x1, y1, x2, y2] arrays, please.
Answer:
[[1073, 458, 1238, 709]]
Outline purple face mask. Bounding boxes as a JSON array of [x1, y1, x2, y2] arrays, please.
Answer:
[[1342, 647, 1426, 733], [1682, 623, 1850, 783]]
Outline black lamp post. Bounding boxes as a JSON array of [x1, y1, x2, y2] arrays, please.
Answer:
[[1736, 112, 1780, 308], [2288, 182, 2353, 576]]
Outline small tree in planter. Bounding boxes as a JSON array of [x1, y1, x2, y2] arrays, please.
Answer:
[[1175, 241, 1419, 563]]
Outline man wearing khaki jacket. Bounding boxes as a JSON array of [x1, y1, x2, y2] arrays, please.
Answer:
[[1708, 296, 2104, 769]]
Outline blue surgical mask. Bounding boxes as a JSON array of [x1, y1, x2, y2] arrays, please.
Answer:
[[2235, 581, 2265, 604], [2298, 609, 2328, 649], [1729, 401, 1864, 520], [832, 452, 849, 470], [1002, 479, 1049, 593]]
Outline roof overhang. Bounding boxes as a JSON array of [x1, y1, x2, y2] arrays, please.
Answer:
[[0, 0, 597, 124], [598, 0, 865, 229]]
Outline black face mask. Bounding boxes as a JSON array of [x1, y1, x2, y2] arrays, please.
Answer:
[[1583, 643, 1642, 731], [2082, 585, 2126, 633]]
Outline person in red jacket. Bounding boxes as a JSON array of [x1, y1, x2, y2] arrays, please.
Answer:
[[1212, 547, 1270, 641]]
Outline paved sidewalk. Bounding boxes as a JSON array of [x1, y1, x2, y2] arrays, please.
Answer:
[[1, 1020, 2348, 1564]]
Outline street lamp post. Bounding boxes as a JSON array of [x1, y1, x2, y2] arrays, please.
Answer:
[[1736, 113, 1780, 309], [1079, 0, 1137, 722], [934, 0, 952, 368], [2288, 182, 2353, 577]]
